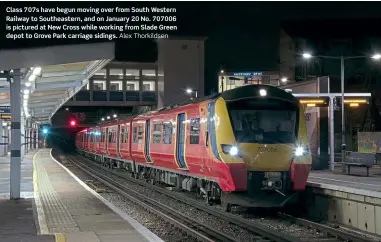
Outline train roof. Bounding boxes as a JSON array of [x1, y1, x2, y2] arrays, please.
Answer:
[[77, 85, 298, 131]]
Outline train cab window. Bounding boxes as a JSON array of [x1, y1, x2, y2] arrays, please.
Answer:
[[227, 99, 298, 144], [163, 122, 173, 144], [190, 118, 200, 144], [133, 127, 138, 143], [153, 123, 162, 144]]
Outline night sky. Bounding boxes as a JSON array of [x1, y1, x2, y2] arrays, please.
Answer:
[[2, 2, 381, 93]]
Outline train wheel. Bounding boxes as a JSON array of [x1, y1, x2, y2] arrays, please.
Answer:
[[205, 191, 213, 206]]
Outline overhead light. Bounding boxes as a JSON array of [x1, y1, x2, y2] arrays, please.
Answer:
[[32, 67, 42, 76], [186, 88, 193, 94], [23, 94, 29, 99], [107, 116, 110, 119], [23, 89, 30, 94], [2, 122, 7, 127], [101, 118, 105, 121], [372, 54, 381, 60], [302, 53, 312, 59], [220, 70, 224, 73], [28, 74, 36, 82], [281, 77, 288, 83], [25, 82, 31, 87], [113, 114, 117, 118], [23, 103, 27, 107]]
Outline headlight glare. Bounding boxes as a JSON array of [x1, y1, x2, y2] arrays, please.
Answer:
[[295, 146, 304, 156], [221, 144, 239, 156]]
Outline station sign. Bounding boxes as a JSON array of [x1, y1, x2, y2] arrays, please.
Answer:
[[344, 99, 368, 108], [299, 98, 328, 107], [233, 72, 263, 76], [0, 106, 10, 114]]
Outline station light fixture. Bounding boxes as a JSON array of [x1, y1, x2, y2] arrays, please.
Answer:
[[302, 53, 312, 59], [42, 128, 48, 134], [25, 82, 31, 87], [372, 54, 381, 60], [107, 116, 110, 120], [113, 114, 117, 118], [32, 67, 42, 76], [28, 74, 36, 82], [186, 88, 193, 94], [23, 89, 30, 95], [220, 70, 224, 74], [2, 122, 7, 127], [101, 117, 105, 121], [281, 77, 288, 83], [23, 94, 28, 99]]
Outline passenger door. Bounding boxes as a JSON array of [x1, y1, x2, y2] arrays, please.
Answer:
[[144, 120, 153, 163], [176, 113, 187, 169]]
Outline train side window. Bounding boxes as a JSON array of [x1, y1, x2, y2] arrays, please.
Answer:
[[133, 127, 138, 143], [190, 118, 200, 144], [153, 123, 162, 144], [120, 127, 125, 143], [163, 122, 173, 144], [112, 130, 116, 143], [108, 130, 113, 143], [124, 127, 129, 143], [138, 126, 143, 144], [101, 131, 105, 143]]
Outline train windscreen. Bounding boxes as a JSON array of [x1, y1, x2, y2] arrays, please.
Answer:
[[226, 98, 298, 144]]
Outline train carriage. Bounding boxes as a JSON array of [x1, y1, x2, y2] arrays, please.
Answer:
[[76, 85, 312, 210]]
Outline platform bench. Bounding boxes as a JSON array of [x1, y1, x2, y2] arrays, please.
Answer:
[[343, 152, 375, 177]]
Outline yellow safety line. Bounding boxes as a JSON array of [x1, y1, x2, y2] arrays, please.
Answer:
[[33, 150, 50, 235], [55, 233, 66, 242]]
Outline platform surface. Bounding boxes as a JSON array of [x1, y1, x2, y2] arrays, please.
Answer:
[[0, 198, 55, 242], [308, 164, 381, 197], [0, 151, 36, 198], [34, 149, 162, 242]]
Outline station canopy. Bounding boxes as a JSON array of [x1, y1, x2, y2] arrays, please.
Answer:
[[0, 42, 115, 123]]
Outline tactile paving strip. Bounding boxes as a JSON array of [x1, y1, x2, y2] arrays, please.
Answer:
[[35, 151, 80, 233]]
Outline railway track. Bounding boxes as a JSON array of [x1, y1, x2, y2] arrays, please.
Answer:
[[61, 151, 375, 242]]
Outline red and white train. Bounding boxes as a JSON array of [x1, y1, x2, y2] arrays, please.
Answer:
[[76, 85, 312, 211]]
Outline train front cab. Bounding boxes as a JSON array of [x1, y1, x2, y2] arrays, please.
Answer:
[[213, 85, 312, 208]]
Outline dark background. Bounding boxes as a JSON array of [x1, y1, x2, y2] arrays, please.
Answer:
[[3, 2, 381, 147]]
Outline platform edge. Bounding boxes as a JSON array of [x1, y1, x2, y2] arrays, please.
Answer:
[[33, 149, 50, 235], [49, 149, 164, 242]]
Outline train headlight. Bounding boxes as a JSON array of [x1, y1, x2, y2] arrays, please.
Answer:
[[221, 144, 239, 156], [295, 145, 308, 157]]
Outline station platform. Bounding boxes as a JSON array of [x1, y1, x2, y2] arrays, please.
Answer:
[[308, 164, 381, 197], [0, 149, 163, 242]]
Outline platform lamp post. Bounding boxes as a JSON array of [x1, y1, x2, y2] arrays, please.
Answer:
[[302, 52, 381, 171]]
